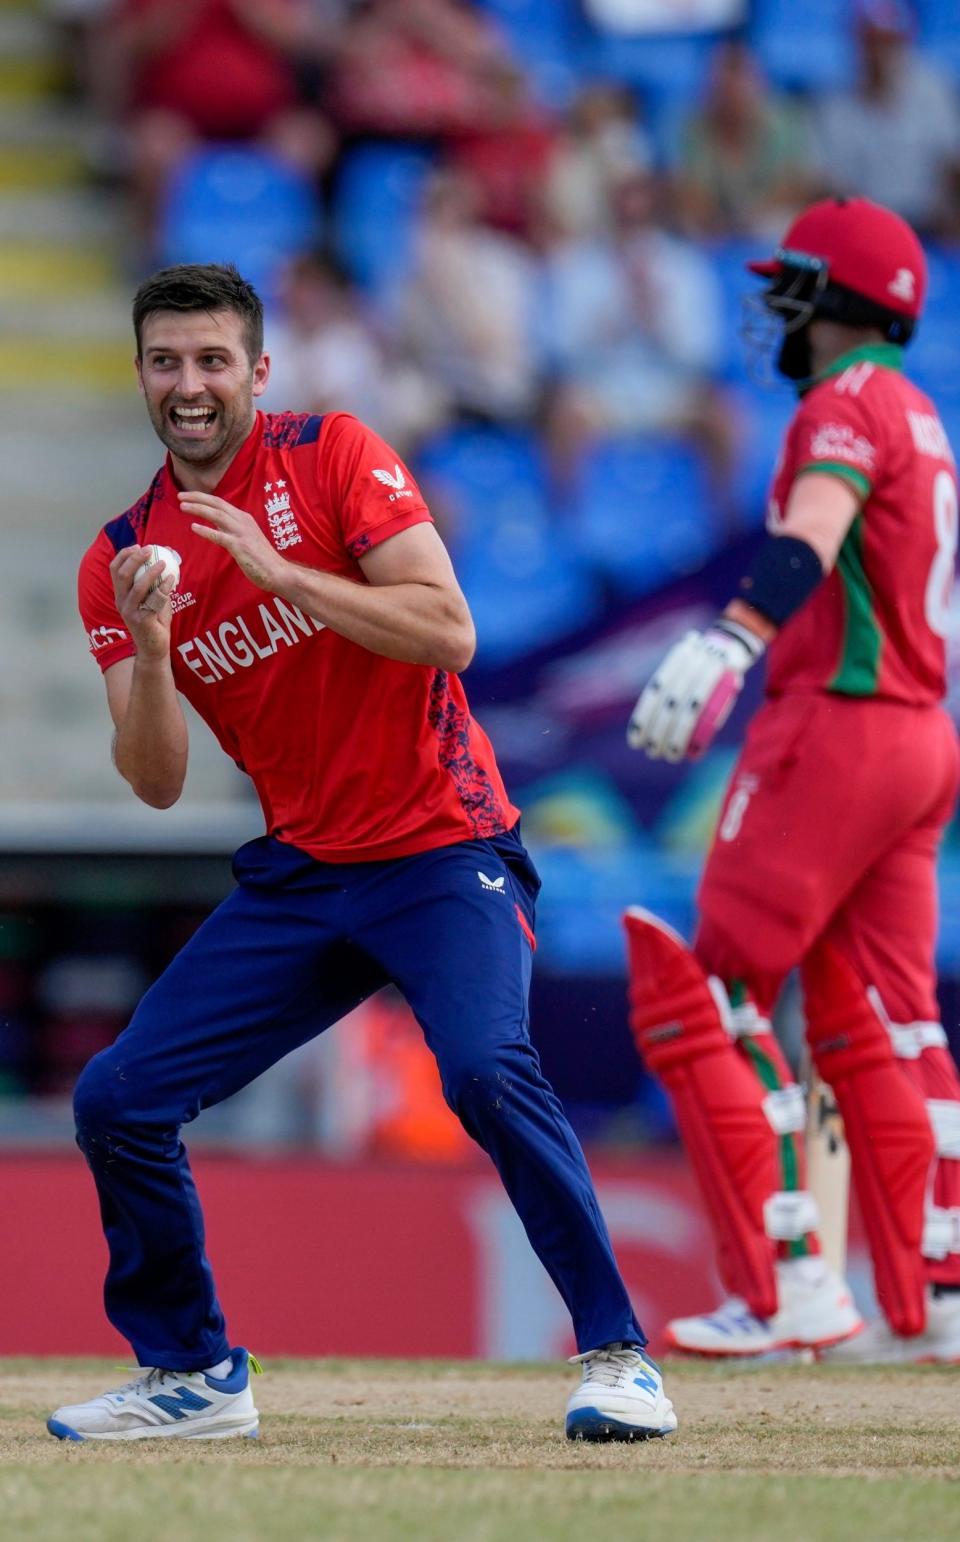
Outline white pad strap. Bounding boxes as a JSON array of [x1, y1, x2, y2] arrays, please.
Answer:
[[762, 1084, 806, 1136], [764, 1189, 820, 1241], [888, 1021, 948, 1060], [706, 979, 775, 1043], [927, 1099, 960, 1160], [922, 1204, 960, 1260], [707, 975, 734, 1033], [865, 986, 948, 1059], [726, 999, 773, 1040]]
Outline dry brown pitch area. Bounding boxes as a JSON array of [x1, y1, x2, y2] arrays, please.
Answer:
[[1, 1358, 958, 1540]]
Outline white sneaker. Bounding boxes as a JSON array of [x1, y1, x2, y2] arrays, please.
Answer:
[[566, 1345, 678, 1441], [666, 1258, 863, 1356], [821, 1291, 960, 1364], [666, 1295, 777, 1355], [47, 1348, 260, 1442]]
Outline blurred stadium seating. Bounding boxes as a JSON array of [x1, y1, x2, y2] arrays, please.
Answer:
[[915, 0, 960, 81], [332, 139, 437, 292], [472, 0, 585, 107], [750, 0, 857, 92], [416, 424, 604, 660], [158, 147, 321, 306], [566, 435, 718, 595]]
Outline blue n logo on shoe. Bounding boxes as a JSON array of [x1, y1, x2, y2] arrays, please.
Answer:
[[149, 1387, 214, 1420], [632, 1368, 659, 1395]]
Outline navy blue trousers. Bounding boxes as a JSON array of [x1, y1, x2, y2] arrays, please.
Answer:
[[73, 825, 645, 1367]]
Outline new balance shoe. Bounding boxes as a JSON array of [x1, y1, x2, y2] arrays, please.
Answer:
[[565, 1345, 677, 1441], [666, 1295, 777, 1355], [47, 1348, 260, 1442], [665, 1258, 863, 1356], [820, 1290, 960, 1364]]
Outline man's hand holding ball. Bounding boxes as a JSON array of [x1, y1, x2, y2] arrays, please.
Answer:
[[135, 544, 181, 612], [109, 543, 181, 659]]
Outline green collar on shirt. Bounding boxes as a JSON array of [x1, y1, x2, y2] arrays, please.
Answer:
[[816, 342, 905, 382]]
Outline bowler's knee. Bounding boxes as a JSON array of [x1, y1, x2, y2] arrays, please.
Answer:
[[439, 1043, 533, 1119], [73, 1049, 128, 1138]]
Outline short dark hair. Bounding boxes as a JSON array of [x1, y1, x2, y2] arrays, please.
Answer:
[[132, 263, 264, 364]]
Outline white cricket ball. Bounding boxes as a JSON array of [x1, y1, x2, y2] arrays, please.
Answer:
[[136, 543, 181, 592]]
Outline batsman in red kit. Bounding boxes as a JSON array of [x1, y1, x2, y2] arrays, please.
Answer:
[[625, 197, 960, 1362]]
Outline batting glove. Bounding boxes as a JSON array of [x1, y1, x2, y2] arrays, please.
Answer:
[[627, 620, 765, 762]]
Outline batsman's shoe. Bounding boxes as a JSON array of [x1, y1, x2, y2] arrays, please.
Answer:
[[665, 1295, 777, 1355], [47, 1348, 260, 1442], [566, 1345, 677, 1441], [821, 1291, 960, 1364], [666, 1259, 862, 1356]]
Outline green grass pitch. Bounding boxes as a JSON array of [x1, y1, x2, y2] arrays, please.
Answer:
[[2, 1358, 958, 1541]]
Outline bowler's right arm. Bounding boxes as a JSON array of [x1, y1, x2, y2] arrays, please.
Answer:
[[104, 546, 188, 809]]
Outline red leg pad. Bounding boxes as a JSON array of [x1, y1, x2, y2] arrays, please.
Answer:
[[900, 1045, 960, 1286], [624, 908, 779, 1316], [803, 940, 934, 1336]]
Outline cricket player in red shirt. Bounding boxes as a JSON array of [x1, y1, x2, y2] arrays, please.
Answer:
[[625, 198, 960, 1361], [51, 264, 677, 1442]]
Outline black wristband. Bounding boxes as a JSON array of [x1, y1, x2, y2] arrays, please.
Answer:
[[738, 535, 824, 627]]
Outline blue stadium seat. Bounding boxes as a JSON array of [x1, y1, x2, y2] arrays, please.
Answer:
[[909, 247, 960, 404], [643, 89, 696, 173], [583, 31, 718, 102], [332, 142, 436, 293], [462, 552, 601, 664], [731, 387, 794, 526], [470, 0, 583, 106], [414, 423, 548, 553], [750, 0, 857, 93], [706, 238, 768, 381], [533, 843, 698, 974], [569, 436, 717, 596], [933, 401, 960, 470], [413, 424, 600, 662], [916, 0, 960, 83], [158, 148, 320, 306]]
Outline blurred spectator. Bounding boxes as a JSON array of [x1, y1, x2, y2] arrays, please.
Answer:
[[540, 167, 737, 501], [328, 0, 510, 140], [387, 168, 540, 424], [812, 0, 960, 235], [448, 62, 560, 242], [94, 0, 336, 243], [263, 249, 443, 451], [675, 41, 816, 240], [542, 83, 652, 242]]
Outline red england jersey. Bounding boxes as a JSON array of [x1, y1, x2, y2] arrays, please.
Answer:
[[766, 344, 957, 705], [78, 411, 518, 862]]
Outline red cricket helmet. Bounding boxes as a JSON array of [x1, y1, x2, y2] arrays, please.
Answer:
[[747, 196, 927, 321]]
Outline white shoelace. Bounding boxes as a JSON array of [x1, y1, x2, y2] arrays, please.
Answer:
[[107, 1367, 181, 1399], [576, 1348, 645, 1389]]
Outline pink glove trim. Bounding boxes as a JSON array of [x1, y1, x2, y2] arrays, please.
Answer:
[[688, 672, 741, 759]]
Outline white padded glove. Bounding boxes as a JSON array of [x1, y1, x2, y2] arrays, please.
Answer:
[[627, 621, 764, 762]]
